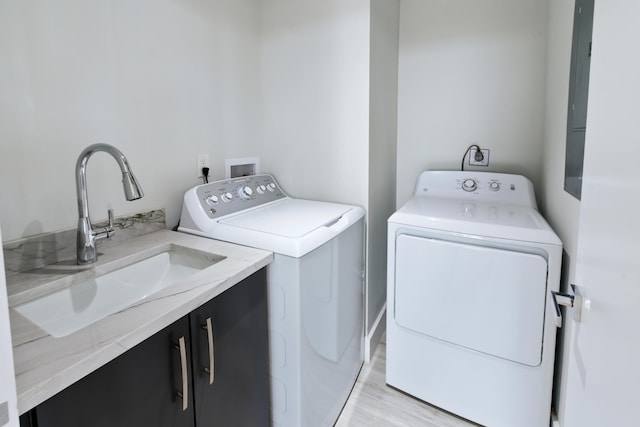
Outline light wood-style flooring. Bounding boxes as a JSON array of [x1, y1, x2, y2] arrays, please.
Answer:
[[336, 340, 479, 427]]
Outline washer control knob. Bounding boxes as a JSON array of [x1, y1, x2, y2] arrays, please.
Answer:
[[489, 181, 500, 191], [256, 184, 267, 194], [267, 183, 277, 192], [238, 185, 253, 200], [221, 192, 234, 203], [462, 179, 477, 192], [205, 195, 219, 206]]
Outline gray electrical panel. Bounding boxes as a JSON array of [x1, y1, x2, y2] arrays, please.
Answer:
[[565, 0, 595, 200]]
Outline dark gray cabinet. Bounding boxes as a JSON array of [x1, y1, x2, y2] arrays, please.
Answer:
[[190, 269, 270, 426], [33, 316, 194, 427], [22, 268, 269, 427]]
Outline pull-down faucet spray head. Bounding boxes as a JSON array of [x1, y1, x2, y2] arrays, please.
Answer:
[[122, 170, 144, 201], [75, 143, 144, 265]]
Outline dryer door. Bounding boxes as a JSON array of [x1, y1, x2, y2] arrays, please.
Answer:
[[394, 234, 547, 366]]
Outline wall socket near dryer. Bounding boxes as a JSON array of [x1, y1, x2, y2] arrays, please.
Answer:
[[469, 148, 490, 166]]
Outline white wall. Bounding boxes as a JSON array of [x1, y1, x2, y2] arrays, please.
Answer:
[[2, 0, 395, 353], [0, 0, 261, 241], [541, 0, 581, 248], [367, 0, 399, 340], [543, 1, 640, 424], [397, 0, 548, 206], [258, 0, 370, 210], [539, 0, 582, 421], [259, 0, 399, 351], [559, 1, 640, 423]]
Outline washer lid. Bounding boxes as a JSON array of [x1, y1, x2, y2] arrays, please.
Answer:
[[219, 199, 352, 237], [389, 196, 561, 245], [204, 198, 364, 257]]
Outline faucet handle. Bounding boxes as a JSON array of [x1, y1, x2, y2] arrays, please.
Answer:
[[94, 209, 116, 241], [106, 209, 115, 236]]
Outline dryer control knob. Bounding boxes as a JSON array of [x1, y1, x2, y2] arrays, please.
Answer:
[[256, 185, 267, 195], [462, 179, 477, 192], [267, 183, 277, 192], [221, 192, 234, 203], [489, 181, 500, 191]]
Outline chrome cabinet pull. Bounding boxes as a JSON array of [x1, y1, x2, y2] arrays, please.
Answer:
[[174, 336, 188, 411], [551, 284, 581, 328], [201, 317, 215, 385]]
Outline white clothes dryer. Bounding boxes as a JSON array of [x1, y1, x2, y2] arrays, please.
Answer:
[[179, 174, 365, 427], [387, 171, 562, 427]]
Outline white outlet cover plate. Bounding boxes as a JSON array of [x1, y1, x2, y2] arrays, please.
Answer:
[[469, 149, 490, 166], [197, 154, 210, 178]]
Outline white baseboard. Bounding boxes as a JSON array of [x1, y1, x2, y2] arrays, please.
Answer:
[[364, 304, 386, 362]]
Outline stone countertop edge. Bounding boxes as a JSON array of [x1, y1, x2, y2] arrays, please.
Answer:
[[8, 229, 274, 415]]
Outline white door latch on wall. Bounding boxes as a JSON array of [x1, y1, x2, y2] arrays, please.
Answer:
[[551, 284, 582, 327]]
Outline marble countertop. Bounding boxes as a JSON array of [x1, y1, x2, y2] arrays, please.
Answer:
[[7, 230, 273, 414]]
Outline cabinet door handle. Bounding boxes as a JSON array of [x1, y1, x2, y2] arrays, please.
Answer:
[[201, 317, 215, 385], [174, 336, 189, 411]]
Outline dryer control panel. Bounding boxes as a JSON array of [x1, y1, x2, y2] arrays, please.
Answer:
[[191, 174, 287, 219], [414, 171, 537, 209]]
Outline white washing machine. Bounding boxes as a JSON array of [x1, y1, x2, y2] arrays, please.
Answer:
[[179, 174, 365, 427], [387, 171, 562, 427]]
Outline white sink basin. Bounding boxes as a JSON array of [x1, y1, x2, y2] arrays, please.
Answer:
[[15, 247, 224, 337]]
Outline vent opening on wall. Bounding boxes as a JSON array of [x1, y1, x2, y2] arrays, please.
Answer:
[[225, 157, 260, 178]]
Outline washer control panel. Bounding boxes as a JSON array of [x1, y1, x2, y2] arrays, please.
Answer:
[[195, 174, 287, 219]]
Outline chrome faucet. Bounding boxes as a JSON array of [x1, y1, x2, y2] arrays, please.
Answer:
[[76, 143, 144, 265]]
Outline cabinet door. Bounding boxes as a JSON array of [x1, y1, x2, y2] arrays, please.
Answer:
[[190, 269, 270, 427], [34, 316, 194, 427]]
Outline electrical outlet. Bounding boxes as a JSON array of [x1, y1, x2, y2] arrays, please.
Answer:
[[469, 148, 490, 166], [197, 154, 210, 178]]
